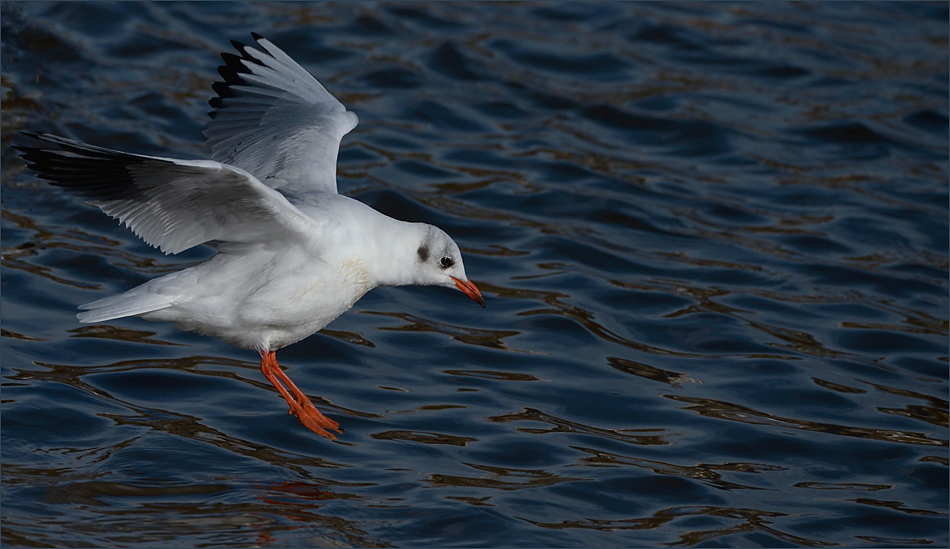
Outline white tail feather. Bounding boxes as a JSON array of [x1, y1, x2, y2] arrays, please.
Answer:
[[77, 290, 175, 323]]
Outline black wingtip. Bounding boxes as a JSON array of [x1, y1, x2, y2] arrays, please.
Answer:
[[212, 79, 231, 91], [251, 31, 264, 42], [19, 129, 45, 141], [218, 55, 242, 75]]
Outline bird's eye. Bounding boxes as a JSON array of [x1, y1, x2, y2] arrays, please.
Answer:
[[440, 256, 454, 268]]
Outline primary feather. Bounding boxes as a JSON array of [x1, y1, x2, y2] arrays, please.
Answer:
[[16, 132, 317, 255], [206, 33, 359, 200]]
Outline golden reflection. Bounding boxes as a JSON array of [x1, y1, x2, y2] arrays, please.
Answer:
[[444, 369, 539, 381], [571, 446, 785, 491], [757, 324, 850, 358], [489, 408, 673, 446], [511, 262, 569, 281], [607, 357, 702, 387], [682, 225, 802, 261], [920, 455, 948, 466], [522, 504, 836, 546], [680, 207, 829, 237], [427, 462, 585, 491], [446, 495, 493, 506], [431, 179, 502, 194], [812, 377, 866, 394], [510, 145, 656, 187], [860, 380, 950, 410], [364, 310, 535, 353], [651, 251, 769, 273], [849, 498, 948, 517], [1, 328, 47, 341], [856, 536, 936, 546], [463, 244, 531, 257], [68, 325, 181, 346], [839, 320, 948, 336], [659, 284, 747, 319], [256, 480, 344, 506], [664, 395, 948, 447], [878, 405, 949, 429], [370, 430, 476, 446], [870, 300, 949, 336], [794, 482, 892, 491], [853, 379, 950, 428], [843, 250, 949, 274], [321, 328, 376, 347], [407, 404, 468, 412]]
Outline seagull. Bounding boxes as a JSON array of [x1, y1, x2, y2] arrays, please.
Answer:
[[16, 33, 486, 439]]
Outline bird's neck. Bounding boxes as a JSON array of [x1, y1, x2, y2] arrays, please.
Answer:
[[363, 218, 426, 288], [326, 197, 424, 289]]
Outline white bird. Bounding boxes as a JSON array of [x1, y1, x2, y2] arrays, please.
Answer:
[[17, 33, 486, 439]]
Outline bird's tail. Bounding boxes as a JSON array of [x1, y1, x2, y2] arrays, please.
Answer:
[[77, 285, 176, 323]]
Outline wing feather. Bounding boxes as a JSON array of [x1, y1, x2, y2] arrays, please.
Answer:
[[205, 34, 358, 198], [16, 132, 320, 255]]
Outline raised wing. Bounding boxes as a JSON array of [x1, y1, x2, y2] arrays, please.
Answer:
[[16, 132, 319, 255], [205, 33, 359, 199]]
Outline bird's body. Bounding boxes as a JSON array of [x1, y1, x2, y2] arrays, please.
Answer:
[[18, 34, 485, 438], [83, 194, 424, 352]]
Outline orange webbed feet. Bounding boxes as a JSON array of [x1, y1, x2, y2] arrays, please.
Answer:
[[260, 351, 342, 439]]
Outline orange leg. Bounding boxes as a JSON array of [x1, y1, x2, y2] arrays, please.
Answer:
[[260, 351, 342, 439]]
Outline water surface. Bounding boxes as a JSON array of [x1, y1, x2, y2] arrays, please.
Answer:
[[2, 2, 947, 547]]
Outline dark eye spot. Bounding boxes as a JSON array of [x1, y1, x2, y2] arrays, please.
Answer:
[[440, 256, 454, 268], [417, 245, 429, 262]]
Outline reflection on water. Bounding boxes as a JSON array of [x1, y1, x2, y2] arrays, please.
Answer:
[[524, 506, 838, 548], [490, 408, 673, 446], [68, 325, 183, 346], [572, 445, 789, 491], [664, 394, 947, 447], [2, 1, 947, 547], [367, 310, 529, 352], [371, 430, 477, 446], [427, 462, 586, 491]]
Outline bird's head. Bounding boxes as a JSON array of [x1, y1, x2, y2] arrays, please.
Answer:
[[414, 225, 485, 307]]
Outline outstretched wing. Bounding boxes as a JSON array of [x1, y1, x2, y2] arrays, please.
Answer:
[[205, 33, 359, 199], [16, 132, 320, 255]]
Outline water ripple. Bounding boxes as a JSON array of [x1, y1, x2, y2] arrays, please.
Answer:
[[2, 2, 947, 547]]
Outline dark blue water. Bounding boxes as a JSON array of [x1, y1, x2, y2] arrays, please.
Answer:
[[2, 2, 947, 547]]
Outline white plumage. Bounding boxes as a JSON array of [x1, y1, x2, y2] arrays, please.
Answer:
[[18, 33, 485, 438]]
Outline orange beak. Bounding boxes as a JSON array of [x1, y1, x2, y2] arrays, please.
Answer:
[[451, 276, 486, 308]]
